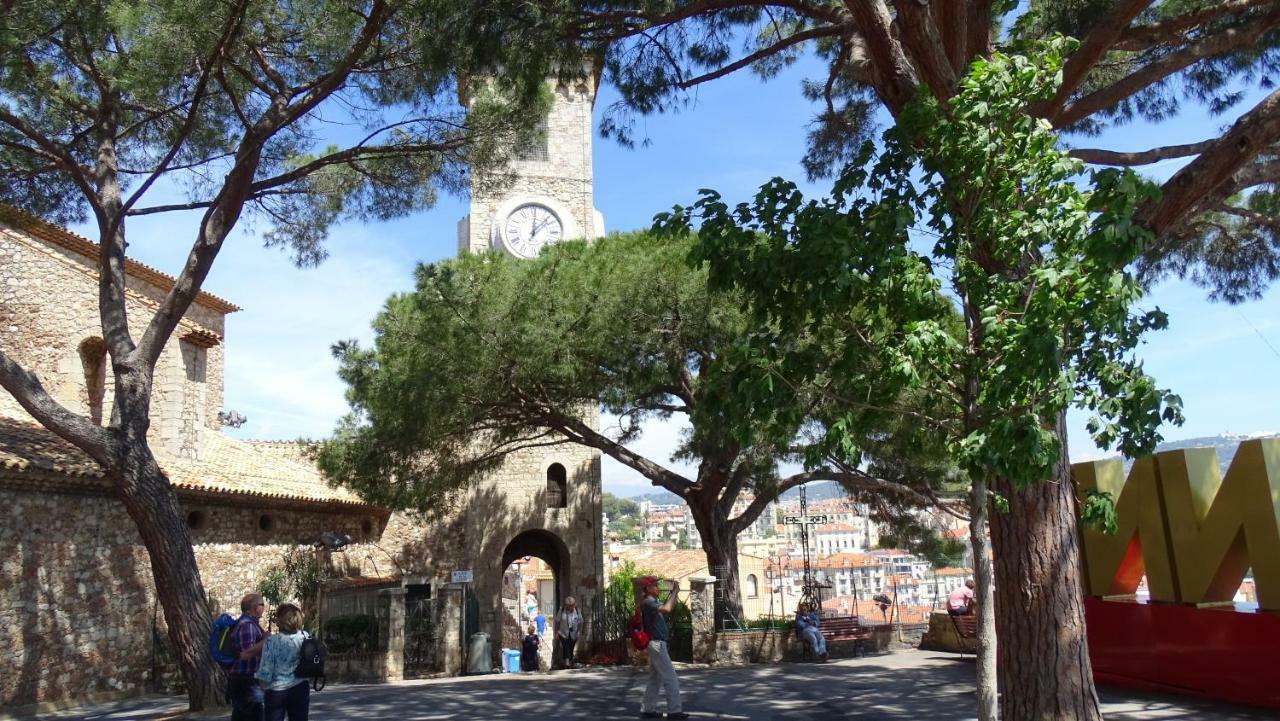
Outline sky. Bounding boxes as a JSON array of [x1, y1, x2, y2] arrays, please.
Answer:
[[73, 53, 1280, 500]]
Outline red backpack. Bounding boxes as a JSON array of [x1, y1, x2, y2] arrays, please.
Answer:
[[627, 608, 650, 650]]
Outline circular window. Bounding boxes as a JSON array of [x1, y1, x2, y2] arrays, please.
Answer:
[[258, 514, 274, 532], [186, 510, 206, 531]]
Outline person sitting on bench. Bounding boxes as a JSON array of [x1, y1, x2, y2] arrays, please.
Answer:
[[795, 603, 828, 660], [947, 579, 976, 617]]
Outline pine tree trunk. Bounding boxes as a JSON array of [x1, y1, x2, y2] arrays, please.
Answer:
[[696, 514, 743, 627], [988, 416, 1100, 721], [109, 389, 222, 711], [970, 475, 999, 721]]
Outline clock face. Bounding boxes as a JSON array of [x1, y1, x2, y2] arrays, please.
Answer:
[[502, 203, 563, 258]]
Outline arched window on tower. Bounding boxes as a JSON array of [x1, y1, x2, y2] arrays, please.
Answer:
[[746, 574, 759, 599], [77, 337, 107, 425], [546, 463, 567, 509]]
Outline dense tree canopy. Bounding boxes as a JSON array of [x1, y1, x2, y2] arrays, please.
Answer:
[[566, 0, 1280, 303], [319, 230, 961, 620]]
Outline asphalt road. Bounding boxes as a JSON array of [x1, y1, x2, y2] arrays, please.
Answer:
[[12, 650, 1274, 721]]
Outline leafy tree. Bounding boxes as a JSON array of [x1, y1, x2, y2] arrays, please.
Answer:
[[318, 230, 947, 623], [0, 0, 582, 708], [563, 2, 1280, 718], [603, 491, 641, 519], [656, 42, 1180, 721]]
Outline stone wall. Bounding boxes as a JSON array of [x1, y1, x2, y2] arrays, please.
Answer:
[[0, 223, 227, 459], [0, 484, 374, 708]]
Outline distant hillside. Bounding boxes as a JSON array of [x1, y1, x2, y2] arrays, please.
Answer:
[[629, 480, 848, 507], [1107, 432, 1278, 475], [628, 489, 684, 505]]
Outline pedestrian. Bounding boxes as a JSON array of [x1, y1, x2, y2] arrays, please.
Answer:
[[795, 602, 827, 661], [521, 623, 541, 672], [228, 593, 268, 721], [525, 589, 538, 620], [534, 609, 547, 637], [639, 576, 687, 720], [255, 603, 311, 721], [555, 596, 582, 669], [947, 579, 976, 617]]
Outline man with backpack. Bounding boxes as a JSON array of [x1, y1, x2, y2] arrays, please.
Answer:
[[227, 593, 269, 721], [638, 576, 687, 720]]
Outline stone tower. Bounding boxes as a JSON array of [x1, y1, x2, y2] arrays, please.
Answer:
[[457, 72, 605, 255], [442, 72, 606, 673]]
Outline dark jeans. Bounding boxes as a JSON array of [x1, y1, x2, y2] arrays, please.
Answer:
[[227, 674, 264, 721], [558, 636, 577, 667], [265, 681, 310, 721]]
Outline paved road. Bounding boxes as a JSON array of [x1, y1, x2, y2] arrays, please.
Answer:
[[12, 650, 1274, 720]]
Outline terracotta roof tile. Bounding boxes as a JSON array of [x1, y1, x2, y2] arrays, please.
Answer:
[[0, 417, 372, 508]]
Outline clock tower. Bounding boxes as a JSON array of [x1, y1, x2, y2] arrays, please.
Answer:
[[457, 73, 605, 256]]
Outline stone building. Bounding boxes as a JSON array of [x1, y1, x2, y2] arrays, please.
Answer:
[[0, 71, 604, 711]]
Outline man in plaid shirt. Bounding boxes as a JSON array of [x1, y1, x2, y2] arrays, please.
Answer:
[[227, 593, 268, 721]]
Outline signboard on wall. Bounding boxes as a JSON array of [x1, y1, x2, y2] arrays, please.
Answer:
[[451, 570, 473, 584]]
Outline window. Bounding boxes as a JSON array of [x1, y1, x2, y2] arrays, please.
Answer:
[[746, 574, 759, 599], [186, 510, 206, 531], [258, 514, 275, 531], [546, 463, 567, 509]]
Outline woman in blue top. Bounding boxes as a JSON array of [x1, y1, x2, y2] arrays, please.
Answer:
[[255, 603, 311, 721]]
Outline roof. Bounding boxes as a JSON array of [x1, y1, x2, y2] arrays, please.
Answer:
[[814, 522, 858, 532], [613, 548, 709, 580], [0, 204, 240, 314], [0, 417, 374, 509], [935, 567, 971, 577]]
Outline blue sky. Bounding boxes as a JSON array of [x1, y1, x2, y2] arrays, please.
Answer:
[[81, 54, 1279, 499]]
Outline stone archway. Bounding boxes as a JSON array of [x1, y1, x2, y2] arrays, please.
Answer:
[[499, 529, 572, 667]]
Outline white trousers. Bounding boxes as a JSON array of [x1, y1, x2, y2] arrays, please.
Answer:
[[642, 640, 682, 714]]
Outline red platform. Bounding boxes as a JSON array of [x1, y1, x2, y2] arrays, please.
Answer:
[[1085, 596, 1280, 710]]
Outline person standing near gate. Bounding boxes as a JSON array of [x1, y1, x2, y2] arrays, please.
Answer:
[[555, 596, 582, 669], [639, 576, 687, 720]]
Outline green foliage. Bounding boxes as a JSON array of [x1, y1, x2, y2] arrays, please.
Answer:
[[605, 560, 651, 616], [257, 547, 330, 628], [323, 614, 378, 654], [1080, 489, 1119, 535], [0, 0, 585, 262], [656, 39, 1183, 504], [676, 528, 690, 550]]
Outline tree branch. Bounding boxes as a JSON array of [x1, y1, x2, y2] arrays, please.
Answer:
[[1114, 0, 1277, 52], [677, 26, 841, 89], [1138, 87, 1280, 239], [134, 0, 393, 370], [1055, 9, 1280, 128], [1036, 0, 1155, 121], [842, 0, 918, 113], [891, 0, 957, 105], [0, 348, 110, 464], [1069, 139, 1214, 166], [546, 408, 697, 496], [117, 0, 247, 222]]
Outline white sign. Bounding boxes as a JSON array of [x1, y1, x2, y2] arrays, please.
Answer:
[[784, 515, 831, 525], [451, 570, 473, 584]]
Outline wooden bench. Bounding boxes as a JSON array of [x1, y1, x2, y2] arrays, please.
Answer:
[[949, 613, 977, 656], [798, 616, 871, 660]]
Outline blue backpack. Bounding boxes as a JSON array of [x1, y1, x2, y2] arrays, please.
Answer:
[[210, 614, 241, 668]]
